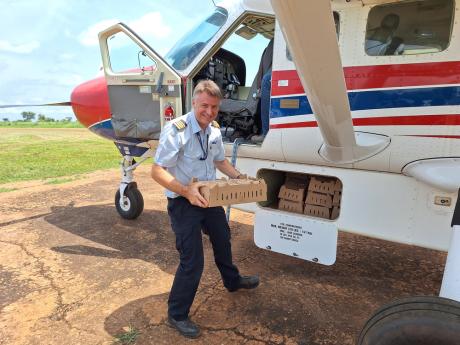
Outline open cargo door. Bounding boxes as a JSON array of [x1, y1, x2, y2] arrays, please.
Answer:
[[98, 23, 182, 140]]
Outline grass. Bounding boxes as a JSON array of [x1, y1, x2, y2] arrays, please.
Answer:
[[45, 176, 81, 185], [0, 187, 17, 193], [0, 128, 121, 184], [0, 121, 84, 128], [113, 326, 140, 345]]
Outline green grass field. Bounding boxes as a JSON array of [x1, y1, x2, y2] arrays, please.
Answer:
[[0, 121, 84, 128], [0, 128, 121, 185]]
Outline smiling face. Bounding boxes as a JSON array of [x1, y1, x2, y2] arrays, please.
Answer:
[[192, 91, 220, 130]]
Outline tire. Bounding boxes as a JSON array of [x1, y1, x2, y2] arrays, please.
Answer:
[[358, 296, 460, 345], [115, 186, 144, 220]]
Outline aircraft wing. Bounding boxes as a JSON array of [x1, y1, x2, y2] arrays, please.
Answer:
[[270, 0, 389, 163]]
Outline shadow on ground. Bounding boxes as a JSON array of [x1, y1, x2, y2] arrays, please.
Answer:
[[42, 204, 446, 344]]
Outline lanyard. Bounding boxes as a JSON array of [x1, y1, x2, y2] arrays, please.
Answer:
[[196, 132, 209, 161]]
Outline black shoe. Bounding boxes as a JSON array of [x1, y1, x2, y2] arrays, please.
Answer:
[[167, 316, 201, 338], [227, 275, 260, 292]]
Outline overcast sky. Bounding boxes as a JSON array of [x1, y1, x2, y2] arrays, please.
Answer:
[[0, 0, 216, 120]]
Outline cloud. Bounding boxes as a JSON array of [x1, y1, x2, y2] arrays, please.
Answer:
[[130, 12, 171, 39], [78, 12, 171, 47], [78, 19, 119, 46], [0, 40, 40, 54], [58, 53, 75, 60]]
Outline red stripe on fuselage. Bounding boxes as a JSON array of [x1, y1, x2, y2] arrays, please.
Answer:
[[272, 61, 460, 96], [269, 114, 460, 129]]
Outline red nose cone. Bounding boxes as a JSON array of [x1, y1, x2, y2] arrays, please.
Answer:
[[71, 76, 111, 128]]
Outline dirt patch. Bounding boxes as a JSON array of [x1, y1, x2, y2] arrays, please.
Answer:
[[0, 165, 446, 345]]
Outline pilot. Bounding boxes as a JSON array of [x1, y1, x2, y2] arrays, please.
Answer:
[[151, 80, 260, 339]]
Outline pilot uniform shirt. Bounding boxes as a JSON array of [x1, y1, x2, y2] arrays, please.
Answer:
[[154, 111, 225, 198]]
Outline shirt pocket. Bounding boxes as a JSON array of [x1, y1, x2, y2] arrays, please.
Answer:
[[209, 141, 220, 159], [182, 149, 202, 178]]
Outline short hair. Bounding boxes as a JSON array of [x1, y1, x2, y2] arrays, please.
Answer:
[[193, 80, 222, 100]]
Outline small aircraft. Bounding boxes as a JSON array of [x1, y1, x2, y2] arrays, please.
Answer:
[[3, 0, 460, 342]]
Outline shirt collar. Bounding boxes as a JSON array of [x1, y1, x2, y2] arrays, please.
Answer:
[[189, 111, 211, 135]]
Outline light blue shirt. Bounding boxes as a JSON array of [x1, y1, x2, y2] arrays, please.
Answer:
[[154, 111, 226, 198]]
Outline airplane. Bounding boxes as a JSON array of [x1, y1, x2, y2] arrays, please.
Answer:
[[2, 0, 460, 342]]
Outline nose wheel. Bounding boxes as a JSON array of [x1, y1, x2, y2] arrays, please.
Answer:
[[115, 184, 144, 219]]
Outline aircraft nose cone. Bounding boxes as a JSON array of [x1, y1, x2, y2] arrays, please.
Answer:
[[71, 76, 111, 128]]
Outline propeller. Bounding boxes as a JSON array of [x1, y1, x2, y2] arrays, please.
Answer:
[[0, 101, 71, 108]]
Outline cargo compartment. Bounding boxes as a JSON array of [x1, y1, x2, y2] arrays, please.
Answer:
[[257, 169, 342, 220]]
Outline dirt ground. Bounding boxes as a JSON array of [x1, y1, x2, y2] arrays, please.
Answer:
[[0, 165, 446, 345]]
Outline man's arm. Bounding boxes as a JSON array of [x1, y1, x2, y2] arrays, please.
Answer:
[[151, 164, 208, 207], [214, 159, 242, 179]]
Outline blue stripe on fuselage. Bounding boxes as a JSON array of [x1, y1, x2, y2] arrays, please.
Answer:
[[89, 119, 149, 157], [270, 85, 460, 118]]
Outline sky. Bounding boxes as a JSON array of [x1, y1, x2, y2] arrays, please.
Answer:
[[0, 0, 217, 121]]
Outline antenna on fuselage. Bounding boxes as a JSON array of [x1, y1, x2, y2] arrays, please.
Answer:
[[211, 0, 216, 7]]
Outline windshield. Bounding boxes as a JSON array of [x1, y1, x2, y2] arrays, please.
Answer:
[[165, 7, 228, 71]]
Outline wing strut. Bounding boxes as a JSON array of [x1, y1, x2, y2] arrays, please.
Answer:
[[271, 0, 389, 163]]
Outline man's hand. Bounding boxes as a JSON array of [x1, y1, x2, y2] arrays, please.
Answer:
[[184, 181, 209, 208], [214, 159, 243, 179]]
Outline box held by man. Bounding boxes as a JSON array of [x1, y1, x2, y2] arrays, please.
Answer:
[[198, 178, 267, 207]]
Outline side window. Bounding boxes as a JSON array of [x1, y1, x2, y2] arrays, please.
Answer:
[[286, 11, 340, 61], [365, 0, 454, 56], [107, 31, 157, 74]]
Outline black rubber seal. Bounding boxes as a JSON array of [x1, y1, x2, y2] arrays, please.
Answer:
[[451, 188, 460, 227]]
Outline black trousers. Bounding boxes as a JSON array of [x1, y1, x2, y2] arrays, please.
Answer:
[[167, 197, 240, 320]]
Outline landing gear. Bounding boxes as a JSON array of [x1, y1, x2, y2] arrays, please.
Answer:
[[358, 296, 460, 345], [115, 183, 144, 219], [114, 155, 148, 220]]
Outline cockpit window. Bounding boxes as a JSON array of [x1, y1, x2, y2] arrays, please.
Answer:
[[165, 7, 228, 70], [365, 0, 454, 56]]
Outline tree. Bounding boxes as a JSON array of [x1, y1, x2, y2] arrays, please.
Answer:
[[37, 114, 56, 122], [2, 118, 8, 122], [64, 116, 72, 122], [21, 111, 35, 121]]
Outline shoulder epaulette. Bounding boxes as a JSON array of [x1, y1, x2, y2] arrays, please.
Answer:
[[173, 119, 187, 131], [211, 121, 220, 128]]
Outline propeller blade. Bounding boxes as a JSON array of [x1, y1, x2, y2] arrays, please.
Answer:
[[0, 101, 71, 109]]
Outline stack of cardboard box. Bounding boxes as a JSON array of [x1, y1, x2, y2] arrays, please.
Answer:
[[304, 177, 342, 220], [277, 174, 342, 220], [277, 174, 310, 214]]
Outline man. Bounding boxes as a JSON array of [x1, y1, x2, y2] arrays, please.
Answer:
[[251, 69, 271, 144], [251, 38, 274, 144], [151, 80, 259, 339]]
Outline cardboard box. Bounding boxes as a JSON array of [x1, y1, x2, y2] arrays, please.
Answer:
[[285, 173, 310, 189], [332, 191, 341, 206], [305, 191, 333, 208], [308, 176, 336, 195], [198, 178, 267, 207], [304, 204, 331, 219], [278, 184, 305, 203], [334, 179, 342, 192], [278, 199, 304, 214], [330, 206, 340, 220]]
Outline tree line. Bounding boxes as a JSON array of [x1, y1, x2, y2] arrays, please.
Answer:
[[2, 111, 73, 122]]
